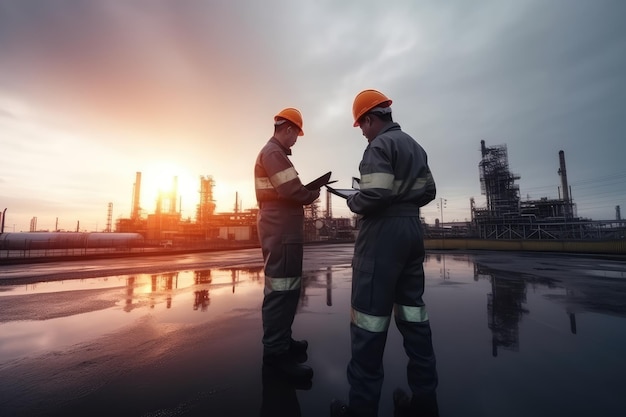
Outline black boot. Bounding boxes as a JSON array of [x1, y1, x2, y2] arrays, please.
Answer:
[[393, 389, 411, 417], [393, 388, 440, 417], [290, 338, 308, 363], [411, 392, 440, 417], [330, 399, 353, 416], [264, 352, 313, 380], [290, 338, 308, 354]]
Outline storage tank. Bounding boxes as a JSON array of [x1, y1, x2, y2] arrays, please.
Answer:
[[0, 232, 144, 250]]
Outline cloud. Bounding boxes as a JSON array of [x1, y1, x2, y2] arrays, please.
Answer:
[[0, 0, 624, 229]]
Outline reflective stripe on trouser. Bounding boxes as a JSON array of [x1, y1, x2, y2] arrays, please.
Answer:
[[258, 206, 304, 356], [262, 280, 300, 356], [347, 307, 437, 416], [348, 216, 438, 415]]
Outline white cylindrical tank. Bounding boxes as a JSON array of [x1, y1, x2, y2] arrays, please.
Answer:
[[0, 232, 144, 250]]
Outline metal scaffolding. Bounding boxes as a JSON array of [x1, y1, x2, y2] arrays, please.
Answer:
[[197, 175, 216, 227], [470, 141, 619, 240], [478, 140, 520, 217]]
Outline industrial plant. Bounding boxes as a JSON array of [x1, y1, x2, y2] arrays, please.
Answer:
[[0, 171, 354, 254], [108, 141, 624, 245], [111, 171, 354, 245], [1, 140, 624, 258], [465, 140, 623, 241]]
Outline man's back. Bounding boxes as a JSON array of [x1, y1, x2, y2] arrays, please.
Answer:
[[348, 122, 436, 216]]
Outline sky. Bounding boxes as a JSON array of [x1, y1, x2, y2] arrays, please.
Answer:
[[1, 0, 625, 232]]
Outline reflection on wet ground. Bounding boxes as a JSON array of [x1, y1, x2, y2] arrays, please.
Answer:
[[0, 267, 266, 362], [0, 245, 625, 416]]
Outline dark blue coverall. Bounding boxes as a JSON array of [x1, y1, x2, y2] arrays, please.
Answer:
[[346, 122, 438, 416], [254, 137, 318, 358]]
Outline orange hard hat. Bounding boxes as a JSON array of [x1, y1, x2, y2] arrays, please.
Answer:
[[274, 107, 304, 136], [352, 89, 392, 127]]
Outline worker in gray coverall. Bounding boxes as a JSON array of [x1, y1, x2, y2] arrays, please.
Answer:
[[331, 90, 439, 417], [255, 107, 320, 380]]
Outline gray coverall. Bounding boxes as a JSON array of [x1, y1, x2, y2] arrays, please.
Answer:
[[254, 137, 318, 357], [346, 122, 438, 416]]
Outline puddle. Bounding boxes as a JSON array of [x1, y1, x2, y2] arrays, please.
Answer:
[[0, 249, 625, 417]]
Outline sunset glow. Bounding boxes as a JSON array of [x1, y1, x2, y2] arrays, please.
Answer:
[[139, 163, 199, 217], [0, 1, 624, 232]]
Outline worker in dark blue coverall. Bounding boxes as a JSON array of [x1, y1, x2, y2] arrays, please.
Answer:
[[255, 107, 320, 381], [331, 90, 439, 417]]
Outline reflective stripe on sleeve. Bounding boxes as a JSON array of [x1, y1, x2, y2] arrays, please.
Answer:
[[391, 173, 433, 193], [361, 173, 433, 194], [394, 304, 429, 322], [351, 308, 391, 333], [264, 276, 301, 295], [255, 177, 274, 190], [411, 174, 430, 190], [360, 172, 394, 190], [270, 167, 298, 187]]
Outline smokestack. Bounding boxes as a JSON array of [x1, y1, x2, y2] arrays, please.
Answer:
[[558, 150, 571, 218], [326, 188, 332, 218], [170, 176, 178, 213], [156, 191, 163, 214], [1, 208, 6, 234], [132, 172, 142, 220]]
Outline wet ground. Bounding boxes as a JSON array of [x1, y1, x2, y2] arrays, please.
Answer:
[[0, 244, 625, 417]]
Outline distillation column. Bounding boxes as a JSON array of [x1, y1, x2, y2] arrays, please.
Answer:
[[131, 172, 142, 220]]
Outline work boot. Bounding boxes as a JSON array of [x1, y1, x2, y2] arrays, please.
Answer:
[[290, 338, 308, 354], [330, 399, 353, 416], [263, 352, 313, 380], [393, 389, 412, 417], [393, 388, 440, 417], [290, 338, 308, 363], [411, 393, 440, 417]]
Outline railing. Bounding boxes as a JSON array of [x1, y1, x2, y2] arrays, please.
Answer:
[[0, 239, 260, 263], [425, 238, 626, 255]]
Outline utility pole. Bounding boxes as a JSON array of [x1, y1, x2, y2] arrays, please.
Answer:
[[437, 198, 447, 240]]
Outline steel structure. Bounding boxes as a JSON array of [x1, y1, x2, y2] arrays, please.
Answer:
[[470, 141, 624, 240], [196, 175, 216, 227], [478, 140, 520, 217], [111, 171, 353, 244], [106, 202, 113, 233]]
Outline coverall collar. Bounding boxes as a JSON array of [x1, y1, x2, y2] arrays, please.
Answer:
[[269, 136, 292, 155], [370, 122, 401, 143]]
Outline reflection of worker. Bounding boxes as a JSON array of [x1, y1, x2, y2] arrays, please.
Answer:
[[331, 90, 439, 417], [254, 107, 320, 380]]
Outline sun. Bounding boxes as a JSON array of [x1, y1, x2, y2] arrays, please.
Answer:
[[139, 162, 201, 218]]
